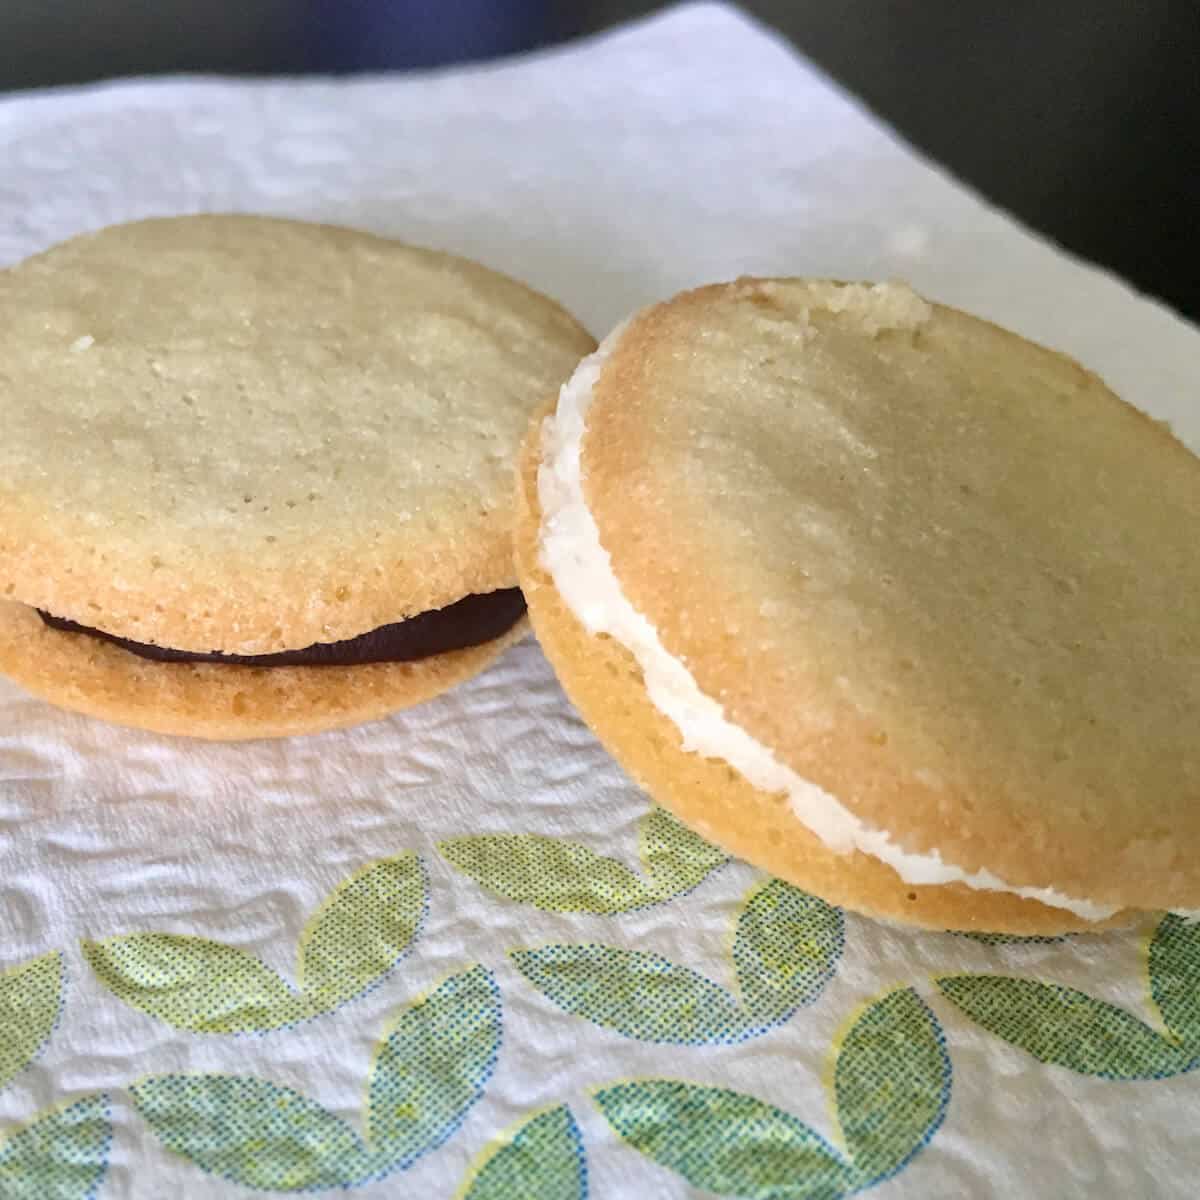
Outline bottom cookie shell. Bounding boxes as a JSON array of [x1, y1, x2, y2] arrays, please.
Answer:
[[0, 599, 528, 740], [514, 420, 1136, 936]]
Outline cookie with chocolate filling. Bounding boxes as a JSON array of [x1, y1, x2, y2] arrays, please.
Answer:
[[0, 216, 594, 739], [516, 278, 1200, 934]]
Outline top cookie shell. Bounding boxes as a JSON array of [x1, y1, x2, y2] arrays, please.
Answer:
[[579, 279, 1200, 911], [0, 216, 594, 653]]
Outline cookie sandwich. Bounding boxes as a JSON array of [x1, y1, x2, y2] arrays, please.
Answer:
[[0, 216, 594, 739], [517, 278, 1200, 933]]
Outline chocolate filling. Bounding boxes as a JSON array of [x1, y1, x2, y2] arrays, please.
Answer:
[[37, 589, 526, 668]]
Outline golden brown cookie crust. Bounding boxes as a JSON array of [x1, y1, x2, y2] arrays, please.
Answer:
[[515, 413, 1133, 934], [0, 600, 527, 741], [0, 216, 594, 654], [576, 280, 1200, 913]]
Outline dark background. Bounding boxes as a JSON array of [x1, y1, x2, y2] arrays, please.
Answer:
[[3, 1, 1197, 320]]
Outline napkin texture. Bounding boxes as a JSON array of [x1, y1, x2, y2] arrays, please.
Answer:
[[0, 5, 1198, 1197]]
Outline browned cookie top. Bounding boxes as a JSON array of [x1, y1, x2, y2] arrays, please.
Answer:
[[0, 216, 593, 654], [572, 279, 1200, 911]]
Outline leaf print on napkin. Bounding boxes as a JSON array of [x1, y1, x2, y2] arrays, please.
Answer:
[[438, 807, 727, 913], [459, 1105, 587, 1200], [936, 976, 1200, 1080], [938, 913, 1200, 1080], [513, 945, 747, 1044], [511, 881, 842, 1044], [955, 932, 1069, 946], [0, 952, 63, 1093], [596, 1081, 852, 1200], [637, 808, 730, 900], [832, 987, 950, 1188], [131, 1075, 370, 1191], [83, 852, 425, 1034], [132, 964, 501, 1191], [733, 880, 846, 1022], [84, 935, 302, 1034], [1147, 913, 1200, 1049], [593, 987, 949, 1199], [0, 1093, 111, 1200], [367, 964, 503, 1168], [299, 854, 428, 1013]]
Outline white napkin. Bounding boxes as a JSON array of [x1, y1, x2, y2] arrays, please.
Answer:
[[1, 5, 1197, 1198]]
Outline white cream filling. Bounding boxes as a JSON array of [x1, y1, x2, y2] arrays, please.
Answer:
[[536, 319, 1118, 924]]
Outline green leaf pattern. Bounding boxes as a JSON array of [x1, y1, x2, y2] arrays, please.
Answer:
[[131, 1075, 371, 1191], [637, 808, 729, 901], [83, 853, 425, 1034], [439, 807, 726, 913], [512, 880, 842, 1043], [0, 1094, 111, 1200], [833, 988, 950, 1187], [938, 913, 1200, 1079], [937, 975, 1200, 1080], [733, 880, 844, 1022], [12, 821, 1198, 1194], [594, 987, 950, 1199], [513, 944, 750, 1044], [131, 964, 501, 1190], [1147, 914, 1200, 1050], [0, 952, 63, 1093], [460, 1106, 586, 1200], [596, 1081, 853, 1200], [83, 934, 301, 1034], [955, 932, 1069, 946], [298, 855, 427, 1012], [367, 964, 502, 1167]]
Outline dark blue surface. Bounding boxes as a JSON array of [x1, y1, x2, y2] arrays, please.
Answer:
[[303, 0, 565, 70]]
